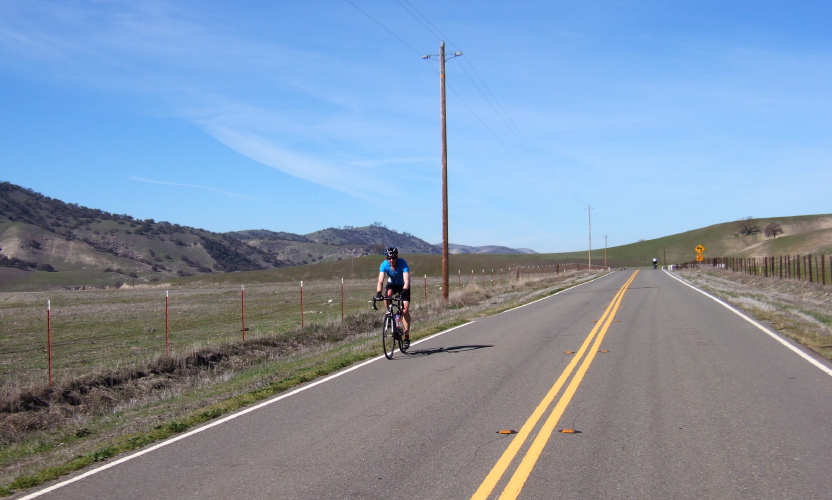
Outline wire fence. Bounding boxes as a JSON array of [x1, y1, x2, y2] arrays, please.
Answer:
[[0, 264, 599, 391], [673, 254, 832, 286]]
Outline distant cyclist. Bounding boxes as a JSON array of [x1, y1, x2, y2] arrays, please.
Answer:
[[375, 247, 411, 348]]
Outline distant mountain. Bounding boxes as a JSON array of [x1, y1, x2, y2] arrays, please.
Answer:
[[225, 224, 440, 265], [447, 244, 537, 255], [0, 182, 533, 286], [0, 182, 282, 279]]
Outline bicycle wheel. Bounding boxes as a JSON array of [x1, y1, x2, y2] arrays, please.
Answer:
[[382, 316, 395, 359], [398, 329, 408, 353]]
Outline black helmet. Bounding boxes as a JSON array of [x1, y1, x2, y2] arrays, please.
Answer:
[[386, 247, 398, 258]]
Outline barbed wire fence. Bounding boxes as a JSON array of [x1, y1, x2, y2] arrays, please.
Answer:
[[1, 264, 600, 391], [674, 254, 831, 286]]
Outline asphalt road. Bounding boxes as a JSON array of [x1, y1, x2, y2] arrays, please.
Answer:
[[20, 270, 832, 499]]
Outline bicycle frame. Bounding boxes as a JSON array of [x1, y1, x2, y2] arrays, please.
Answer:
[[372, 294, 403, 323], [373, 294, 406, 358]]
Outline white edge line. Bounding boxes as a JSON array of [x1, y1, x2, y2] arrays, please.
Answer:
[[21, 272, 616, 498], [664, 270, 832, 377], [19, 321, 476, 499]]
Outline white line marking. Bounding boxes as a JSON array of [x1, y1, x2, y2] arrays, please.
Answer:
[[665, 270, 832, 377], [18, 322, 475, 499]]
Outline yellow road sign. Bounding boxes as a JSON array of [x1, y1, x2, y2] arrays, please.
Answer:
[[696, 254, 705, 262], [695, 244, 706, 253]]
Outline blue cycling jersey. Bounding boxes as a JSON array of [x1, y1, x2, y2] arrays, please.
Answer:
[[379, 258, 409, 286]]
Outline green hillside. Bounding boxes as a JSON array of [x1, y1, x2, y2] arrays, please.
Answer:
[[152, 214, 832, 288], [600, 214, 832, 267], [2, 177, 830, 291]]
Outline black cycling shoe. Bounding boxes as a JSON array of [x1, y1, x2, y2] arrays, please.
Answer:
[[402, 335, 410, 351]]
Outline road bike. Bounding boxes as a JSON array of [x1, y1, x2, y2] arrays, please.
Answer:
[[372, 294, 408, 359]]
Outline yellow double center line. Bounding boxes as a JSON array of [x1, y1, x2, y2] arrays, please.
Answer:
[[472, 271, 639, 500]]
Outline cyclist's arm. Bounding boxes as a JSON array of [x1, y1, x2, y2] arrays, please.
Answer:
[[402, 271, 411, 291], [376, 271, 386, 294]]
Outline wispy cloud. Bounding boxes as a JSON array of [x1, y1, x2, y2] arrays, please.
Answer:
[[196, 122, 384, 202], [1, 1, 415, 202], [129, 176, 263, 201], [347, 157, 434, 168]]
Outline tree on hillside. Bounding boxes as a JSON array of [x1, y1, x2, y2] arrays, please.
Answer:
[[738, 220, 760, 236], [764, 222, 784, 239]]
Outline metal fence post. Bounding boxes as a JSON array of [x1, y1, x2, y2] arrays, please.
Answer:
[[165, 291, 170, 355], [47, 300, 53, 386]]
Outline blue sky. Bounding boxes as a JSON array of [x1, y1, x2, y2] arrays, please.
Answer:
[[1, 1, 830, 253]]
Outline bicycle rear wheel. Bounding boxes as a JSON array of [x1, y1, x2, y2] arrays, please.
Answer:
[[382, 316, 395, 359]]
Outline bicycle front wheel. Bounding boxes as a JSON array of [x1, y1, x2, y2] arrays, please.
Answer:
[[382, 316, 395, 359]]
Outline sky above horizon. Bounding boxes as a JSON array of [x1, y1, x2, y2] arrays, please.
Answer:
[[1, 1, 830, 253]]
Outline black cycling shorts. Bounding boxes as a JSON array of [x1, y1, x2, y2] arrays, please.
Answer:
[[385, 284, 410, 302]]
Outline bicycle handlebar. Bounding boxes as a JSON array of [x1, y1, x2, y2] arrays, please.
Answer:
[[372, 294, 402, 310]]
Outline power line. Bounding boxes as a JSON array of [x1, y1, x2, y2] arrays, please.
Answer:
[[346, 0, 588, 206], [343, 0, 424, 57], [395, 0, 447, 42]]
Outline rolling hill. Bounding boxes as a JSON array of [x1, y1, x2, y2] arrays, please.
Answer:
[[2, 181, 830, 291], [0, 182, 529, 290]]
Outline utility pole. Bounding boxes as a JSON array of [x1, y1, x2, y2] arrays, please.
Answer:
[[440, 42, 449, 302], [586, 206, 593, 269], [424, 42, 462, 301], [604, 234, 608, 269]]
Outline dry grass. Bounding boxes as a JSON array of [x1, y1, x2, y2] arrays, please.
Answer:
[[675, 267, 832, 361], [0, 278, 381, 391], [0, 269, 597, 495]]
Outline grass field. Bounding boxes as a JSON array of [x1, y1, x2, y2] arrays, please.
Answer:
[[1, 277, 385, 393]]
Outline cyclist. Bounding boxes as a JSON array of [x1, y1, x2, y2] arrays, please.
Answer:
[[375, 247, 411, 348]]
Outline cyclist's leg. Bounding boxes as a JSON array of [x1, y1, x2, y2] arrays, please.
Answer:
[[402, 302, 410, 335], [400, 288, 411, 340], [383, 285, 396, 312], [385, 284, 404, 326]]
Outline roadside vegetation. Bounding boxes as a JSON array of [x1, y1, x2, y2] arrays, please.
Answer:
[[0, 269, 601, 496], [675, 267, 832, 361]]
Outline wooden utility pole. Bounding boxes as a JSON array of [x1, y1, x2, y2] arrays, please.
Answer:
[[424, 42, 461, 301], [440, 41, 449, 301]]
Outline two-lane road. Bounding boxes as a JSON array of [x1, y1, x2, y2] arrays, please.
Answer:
[[21, 270, 832, 499]]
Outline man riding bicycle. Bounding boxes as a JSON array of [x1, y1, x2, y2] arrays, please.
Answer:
[[376, 247, 411, 348]]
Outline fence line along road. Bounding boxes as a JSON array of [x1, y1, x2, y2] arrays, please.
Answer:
[[1, 264, 601, 390], [675, 254, 831, 285]]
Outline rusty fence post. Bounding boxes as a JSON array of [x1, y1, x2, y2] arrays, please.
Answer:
[[165, 291, 170, 355], [47, 300, 53, 386]]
